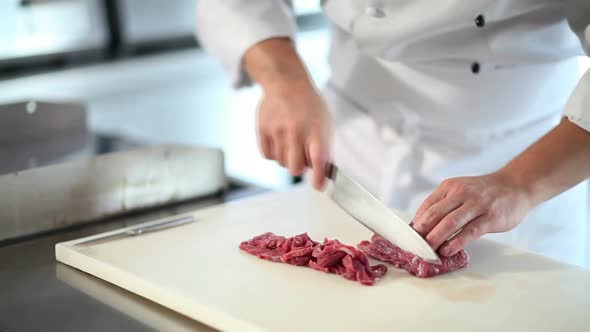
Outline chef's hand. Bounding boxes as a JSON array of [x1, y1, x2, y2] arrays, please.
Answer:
[[411, 172, 532, 257], [257, 82, 331, 189], [412, 118, 590, 257], [244, 37, 331, 190]]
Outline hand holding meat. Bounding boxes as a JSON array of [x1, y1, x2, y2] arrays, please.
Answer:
[[411, 172, 532, 257]]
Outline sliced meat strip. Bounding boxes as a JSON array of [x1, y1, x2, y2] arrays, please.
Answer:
[[358, 234, 469, 278], [240, 233, 388, 286]]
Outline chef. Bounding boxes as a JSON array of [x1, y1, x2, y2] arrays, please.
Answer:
[[196, 1, 590, 267]]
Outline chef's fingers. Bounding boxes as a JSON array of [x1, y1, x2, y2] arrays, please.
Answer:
[[412, 187, 447, 226], [259, 134, 273, 160], [307, 134, 329, 190], [272, 130, 287, 167], [438, 215, 489, 256], [412, 197, 463, 238], [286, 130, 306, 176], [424, 203, 485, 251]]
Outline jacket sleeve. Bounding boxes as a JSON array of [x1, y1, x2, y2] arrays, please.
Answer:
[[564, 0, 590, 132], [196, 0, 297, 88]]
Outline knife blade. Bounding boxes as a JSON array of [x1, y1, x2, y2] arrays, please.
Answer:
[[325, 163, 441, 264]]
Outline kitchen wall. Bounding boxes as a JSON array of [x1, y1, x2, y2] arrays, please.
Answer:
[[0, 0, 108, 63], [0, 0, 328, 189], [0, 6, 329, 190]]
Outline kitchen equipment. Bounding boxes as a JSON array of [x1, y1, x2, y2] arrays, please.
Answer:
[[75, 216, 195, 246], [56, 186, 590, 332], [0, 144, 225, 242], [0, 100, 87, 146], [326, 163, 440, 264], [0, 100, 91, 175]]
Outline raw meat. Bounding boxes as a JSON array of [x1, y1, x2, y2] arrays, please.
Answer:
[[240, 232, 387, 286], [358, 234, 469, 278], [308, 239, 387, 285]]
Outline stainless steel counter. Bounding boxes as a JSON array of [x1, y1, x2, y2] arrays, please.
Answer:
[[0, 186, 266, 332]]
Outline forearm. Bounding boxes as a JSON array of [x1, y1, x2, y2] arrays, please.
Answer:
[[243, 38, 314, 91], [497, 118, 590, 206]]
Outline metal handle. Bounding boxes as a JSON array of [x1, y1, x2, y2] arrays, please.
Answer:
[[326, 162, 338, 180], [75, 216, 195, 246], [20, 0, 74, 7], [123, 216, 194, 235]]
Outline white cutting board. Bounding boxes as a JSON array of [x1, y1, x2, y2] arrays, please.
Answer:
[[56, 186, 590, 332]]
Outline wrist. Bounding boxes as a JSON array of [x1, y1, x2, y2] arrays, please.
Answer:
[[493, 167, 539, 208], [244, 38, 313, 92], [262, 77, 317, 97], [256, 60, 315, 95]]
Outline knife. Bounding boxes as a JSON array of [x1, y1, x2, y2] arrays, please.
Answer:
[[74, 216, 195, 246], [325, 163, 441, 264]]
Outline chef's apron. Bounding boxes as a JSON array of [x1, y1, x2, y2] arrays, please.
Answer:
[[322, 27, 589, 268]]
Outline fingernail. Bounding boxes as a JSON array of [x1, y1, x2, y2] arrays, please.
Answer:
[[439, 245, 451, 256]]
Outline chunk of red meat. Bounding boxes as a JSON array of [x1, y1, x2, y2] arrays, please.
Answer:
[[358, 234, 469, 278], [308, 239, 387, 286], [240, 233, 387, 286], [238, 232, 288, 262]]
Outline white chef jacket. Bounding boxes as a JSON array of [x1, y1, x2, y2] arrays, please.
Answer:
[[196, 1, 590, 267]]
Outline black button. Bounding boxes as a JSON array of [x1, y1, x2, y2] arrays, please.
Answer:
[[474, 14, 485, 27], [471, 62, 481, 74]]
